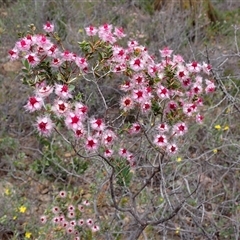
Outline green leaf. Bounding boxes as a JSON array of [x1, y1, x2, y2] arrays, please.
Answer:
[[68, 84, 75, 91], [23, 59, 30, 70], [115, 159, 133, 187]]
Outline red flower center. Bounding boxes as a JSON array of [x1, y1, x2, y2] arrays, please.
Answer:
[[124, 99, 131, 106], [58, 103, 66, 111], [71, 116, 79, 124], [29, 97, 38, 106], [39, 122, 47, 130]]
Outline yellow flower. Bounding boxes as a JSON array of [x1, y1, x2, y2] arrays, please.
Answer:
[[159, 197, 164, 203], [175, 227, 180, 234], [13, 216, 17, 220], [223, 126, 229, 131], [4, 188, 10, 196], [176, 157, 182, 162], [214, 125, 221, 130], [25, 232, 32, 239], [213, 149, 218, 154], [19, 205, 27, 213]]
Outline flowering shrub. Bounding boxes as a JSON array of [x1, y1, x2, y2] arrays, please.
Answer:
[[9, 21, 216, 239]]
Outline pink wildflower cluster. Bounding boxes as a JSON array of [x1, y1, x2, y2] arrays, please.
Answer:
[[107, 41, 215, 154], [85, 23, 126, 44], [9, 22, 215, 158], [8, 22, 88, 71], [40, 191, 99, 239]]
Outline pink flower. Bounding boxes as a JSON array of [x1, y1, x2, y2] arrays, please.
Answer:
[[132, 89, 146, 103], [182, 78, 191, 87], [70, 220, 76, 227], [113, 63, 127, 73], [83, 200, 90, 206], [132, 73, 146, 86], [205, 80, 215, 93], [120, 95, 135, 112], [36, 116, 54, 136], [102, 130, 116, 146], [191, 82, 203, 95], [66, 227, 74, 234], [74, 126, 85, 139], [147, 64, 158, 77], [85, 25, 98, 36], [91, 225, 100, 232], [127, 40, 139, 49], [104, 149, 114, 158], [59, 215, 65, 223], [75, 56, 88, 71], [98, 23, 113, 36], [98, 24, 116, 44], [47, 44, 59, 57], [119, 148, 128, 158], [52, 216, 60, 224], [51, 58, 62, 67], [140, 101, 151, 114], [112, 46, 126, 62], [43, 21, 54, 33], [75, 102, 88, 117], [36, 85, 53, 98], [154, 134, 168, 147], [67, 211, 75, 219], [65, 112, 82, 130], [85, 137, 98, 151], [183, 103, 194, 116], [59, 191, 67, 198], [202, 62, 211, 75], [127, 153, 135, 165], [86, 218, 93, 226], [25, 96, 43, 112], [159, 47, 173, 58], [187, 61, 201, 73], [114, 27, 126, 39], [90, 118, 105, 131], [16, 38, 31, 51], [55, 84, 73, 99], [157, 123, 168, 132], [25, 53, 40, 67], [173, 54, 184, 63], [68, 205, 75, 212], [168, 101, 178, 111], [61, 50, 75, 61], [120, 81, 133, 92], [157, 85, 169, 99], [195, 97, 203, 106], [35, 34, 51, 48], [173, 122, 188, 136], [61, 220, 69, 228], [176, 66, 189, 80], [167, 143, 178, 154], [78, 219, 85, 226], [196, 113, 204, 124], [129, 57, 144, 71], [52, 100, 69, 116], [52, 206, 60, 214], [99, 32, 116, 44], [78, 204, 84, 212], [129, 123, 141, 135], [40, 215, 47, 224], [8, 48, 19, 60]]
